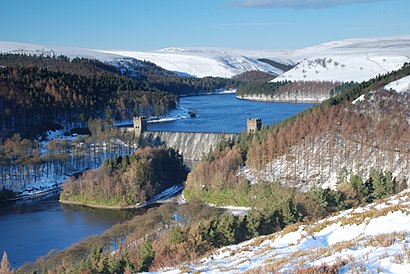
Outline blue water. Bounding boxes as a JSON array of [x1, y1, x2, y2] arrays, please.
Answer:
[[148, 93, 313, 133], [0, 197, 138, 268]]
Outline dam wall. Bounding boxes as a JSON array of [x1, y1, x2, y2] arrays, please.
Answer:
[[142, 131, 239, 161]]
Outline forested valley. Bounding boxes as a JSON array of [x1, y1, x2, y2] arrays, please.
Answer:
[[0, 53, 242, 201], [10, 63, 410, 273], [2, 51, 410, 273]]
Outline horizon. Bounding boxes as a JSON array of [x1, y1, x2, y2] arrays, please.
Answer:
[[1, 0, 410, 51], [3, 33, 410, 53]]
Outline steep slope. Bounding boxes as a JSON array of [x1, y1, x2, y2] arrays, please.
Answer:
[[242, 63, 410, 190], [244, 90, 410, 190], [159, 191, 410, 274]]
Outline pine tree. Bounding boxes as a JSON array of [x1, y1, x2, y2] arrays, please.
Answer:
[[0, 251, 12, 274], [138, 240, 154, 272]]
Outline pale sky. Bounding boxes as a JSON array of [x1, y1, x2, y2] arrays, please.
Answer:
[[1, 0, 409, 50]]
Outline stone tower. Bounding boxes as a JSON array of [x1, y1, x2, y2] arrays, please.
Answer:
[[247, 118, 262, 134], [133, 116, 147, 137]]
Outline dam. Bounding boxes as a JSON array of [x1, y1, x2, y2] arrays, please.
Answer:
[[123, 116, 261, 162], [142, 131, 238, 161]]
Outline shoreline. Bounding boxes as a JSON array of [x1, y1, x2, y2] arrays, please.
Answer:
[[179, 89, 237, 97], [1, 186, 62, 203], [59, 199, 144, 210], [236, 95, 324, 103], [59, 184, 184, 210]]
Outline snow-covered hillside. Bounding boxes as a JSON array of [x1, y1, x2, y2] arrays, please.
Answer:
[[0, 41, 121, 60], [353, 74, 410, 104], [273, 36, 410, 83], [99, 47, 289, 78], [385, 75, 410, 93], [0, 41, 290, 78], [1, 36, 410, 80], [158, 191, 410, 274]]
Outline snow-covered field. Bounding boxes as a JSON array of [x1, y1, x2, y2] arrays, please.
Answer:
[[156, 190, 410, 274], [272, 36, 410, 83], [2, 36, 409, 81]]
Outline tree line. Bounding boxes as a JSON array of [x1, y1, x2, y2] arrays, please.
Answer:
[[236, 80, 344, 102]]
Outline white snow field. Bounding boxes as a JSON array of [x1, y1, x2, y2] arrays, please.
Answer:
[[98, 47, 289, 78], [0, 41, 289, 78], [2, 36, 410, 80], [156, 191, 410, 274], [385, 75, 410, 93], [272, 36, 410, 83]]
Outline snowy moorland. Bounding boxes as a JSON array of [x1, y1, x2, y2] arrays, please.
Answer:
[[1, 36, 410, 80], [273, 36, 410, 83], [99, 47, 288, 78], [0, 41, 289, 78], [158, 190, 410, 274]]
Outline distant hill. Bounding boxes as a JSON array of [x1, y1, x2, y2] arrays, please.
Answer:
[[2, 36, 409, 81], [0, 42, 292, 78], [272, 36, 410, 82]]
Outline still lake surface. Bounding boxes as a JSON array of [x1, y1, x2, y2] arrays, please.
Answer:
[[0, 196, 138, 268], [149, 93, 313, 133], [0, 93, 313, 267]]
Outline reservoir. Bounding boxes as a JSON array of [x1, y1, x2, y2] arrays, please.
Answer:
[[149, 93, 313, 133], [0, 196, 138, 268], [0, 93, 313, 267]]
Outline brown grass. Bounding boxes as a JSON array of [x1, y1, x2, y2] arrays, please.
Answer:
[[365, 231, 406, 248]]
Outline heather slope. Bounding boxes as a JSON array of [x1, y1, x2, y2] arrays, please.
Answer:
[[159, 191, 410, 274]]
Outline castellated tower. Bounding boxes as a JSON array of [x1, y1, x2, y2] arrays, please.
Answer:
[[133, 116, 147, 137], [247, 118, 262, 134]]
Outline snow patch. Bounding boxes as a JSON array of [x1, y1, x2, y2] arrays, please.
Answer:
[[158, 191, 410, 273], [385, 75, 410, 93]]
